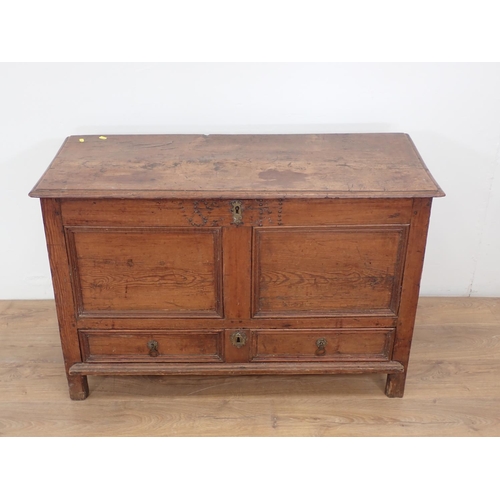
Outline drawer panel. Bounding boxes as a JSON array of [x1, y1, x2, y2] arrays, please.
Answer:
[[79, 330, 224, 362], [253, 225, 408, 317], [250, 328, 395, 362]]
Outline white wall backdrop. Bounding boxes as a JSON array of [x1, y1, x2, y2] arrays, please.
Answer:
[[1, 63, 499, 299]]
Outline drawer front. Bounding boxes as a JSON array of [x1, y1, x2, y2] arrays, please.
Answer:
[[250, 328, 395, 362], [252, 226, 408, 318], [80, 330, 224, 362]]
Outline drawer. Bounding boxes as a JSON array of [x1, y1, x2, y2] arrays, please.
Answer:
[[250, 328, 395, 362], [79, 330, 224, 362]]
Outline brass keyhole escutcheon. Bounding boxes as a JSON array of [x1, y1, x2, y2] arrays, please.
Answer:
[[230, 331, 247, 348], [147, 340, 159, 357], [231, 200, 243, 225], [315, 338, 327, 356]]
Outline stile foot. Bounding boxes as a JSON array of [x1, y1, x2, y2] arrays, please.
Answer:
[[68, 374, 89, 400], [385, 372, 407, 398]]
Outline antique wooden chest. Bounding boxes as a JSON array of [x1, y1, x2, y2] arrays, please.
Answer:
[[29, 134, 444, 399]]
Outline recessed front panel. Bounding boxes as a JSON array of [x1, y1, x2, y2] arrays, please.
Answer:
[[67, 227, 223, 317], [253, 226, 408, 317]]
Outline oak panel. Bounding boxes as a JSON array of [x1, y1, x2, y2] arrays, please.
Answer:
[[250, 329, 394, 362], [66, 227, 223, 318], [253, 225, 408, 317]]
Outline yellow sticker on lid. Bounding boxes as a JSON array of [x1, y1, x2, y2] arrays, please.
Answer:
[[79, 138, 84, 142], [99, 136, 107, 140]]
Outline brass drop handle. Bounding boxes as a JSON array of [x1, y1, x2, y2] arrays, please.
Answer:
[[147, 340, 159, 357], [315, 338, 327, 356]]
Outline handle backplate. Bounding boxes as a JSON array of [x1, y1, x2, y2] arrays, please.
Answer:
[[147, 340, 159, 357], [315, 337, 327, 356]]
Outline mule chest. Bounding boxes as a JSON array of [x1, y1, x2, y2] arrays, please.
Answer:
[[29, 133, 444, 400]]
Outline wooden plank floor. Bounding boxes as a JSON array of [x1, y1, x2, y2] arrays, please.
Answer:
[[1, 297, 499, 436]]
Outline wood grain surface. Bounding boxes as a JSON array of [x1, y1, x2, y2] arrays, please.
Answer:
[[1, 298, 499, 436], [29, 134, 445, 199], [66, 226, 223, 317], [249, 328, 394, 361], [252, 226, 407, 317], [40, 199, 88, 400], [59, 198, 414, 227], [385, 198, 432, 397], [80, 330, 224, 363]]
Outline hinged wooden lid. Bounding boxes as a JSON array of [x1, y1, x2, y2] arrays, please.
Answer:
[[29, 134, 445, 199]]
